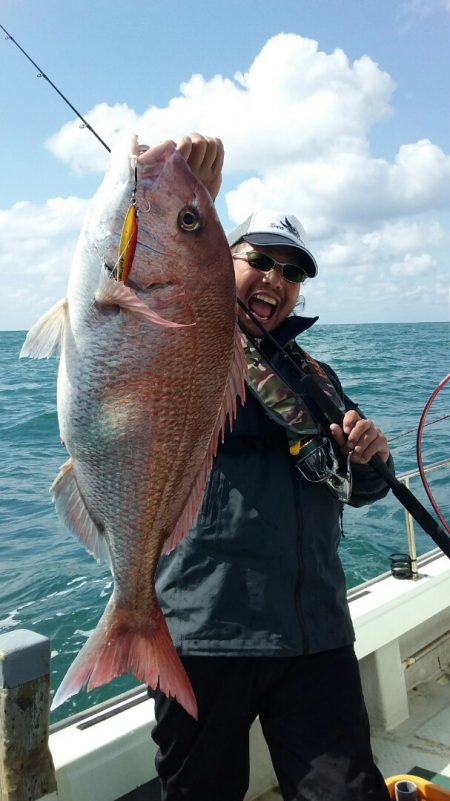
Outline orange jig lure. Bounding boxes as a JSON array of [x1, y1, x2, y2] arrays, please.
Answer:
[[116, 203, 138, 283], [116, 162, 139, 283]]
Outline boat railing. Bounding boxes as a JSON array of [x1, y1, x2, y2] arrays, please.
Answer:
[[397, 457, 450, 580]]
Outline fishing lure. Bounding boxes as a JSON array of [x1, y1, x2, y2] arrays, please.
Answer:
[[116, 162, 138, 283]]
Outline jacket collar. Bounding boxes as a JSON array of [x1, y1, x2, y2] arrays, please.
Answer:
[[261, 314, 319, 348]]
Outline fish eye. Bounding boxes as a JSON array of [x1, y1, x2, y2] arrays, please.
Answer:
[[178, 207, 201, 232]]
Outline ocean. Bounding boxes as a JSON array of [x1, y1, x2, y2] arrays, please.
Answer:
[[0, 323, 449, 723]]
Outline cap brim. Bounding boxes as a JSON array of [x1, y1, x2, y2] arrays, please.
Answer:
[[242, 233, 318, 278]]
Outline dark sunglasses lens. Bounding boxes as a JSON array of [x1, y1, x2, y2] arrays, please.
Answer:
[[282, 264, 306, 283], [246, 252, 273, 272]]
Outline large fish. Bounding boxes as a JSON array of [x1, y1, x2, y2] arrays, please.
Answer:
[[21, 136, 246, 718]]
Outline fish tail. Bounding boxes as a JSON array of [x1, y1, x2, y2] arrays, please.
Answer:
[[51, 598, 197, 719]]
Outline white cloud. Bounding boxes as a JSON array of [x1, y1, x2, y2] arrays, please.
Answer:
[[5, 33, 450, 326], [320, 221, 445, 266], [390, 253, 434, 277], [225, 142, 450, 237], [46, 34, 394, 175], [1, 197, 88, 330], [396, 0, 450, 34], [400, 0, 450, 17], [44, 34, 450, 238]]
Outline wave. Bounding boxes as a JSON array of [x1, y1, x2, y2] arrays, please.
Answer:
[[2, 409, 58, 434]]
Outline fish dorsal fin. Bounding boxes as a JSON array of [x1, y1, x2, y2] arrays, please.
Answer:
[[20, 298, 68, 359], [163, 325, 247, 554], [51, 458, 110, 564]]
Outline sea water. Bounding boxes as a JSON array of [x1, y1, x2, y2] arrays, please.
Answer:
[[0, 323, 449, 722]]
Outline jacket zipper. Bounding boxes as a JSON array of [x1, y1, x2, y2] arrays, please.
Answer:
[[292, 462, 310, 654]]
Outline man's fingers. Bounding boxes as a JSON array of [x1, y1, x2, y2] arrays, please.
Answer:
[[329, 423, 348, 451], [333, 413, 390, 464], [208, 137, 224, 172], [175, 133, 224, 200], [350, 426, 379, 464], [182, 135, 208, 172], [175, 135, 194, 160], [341, 410, 361, 435], [176, 133, 220, 169]]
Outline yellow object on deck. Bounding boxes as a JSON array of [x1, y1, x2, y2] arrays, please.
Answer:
[[386, 775, 450, 800]]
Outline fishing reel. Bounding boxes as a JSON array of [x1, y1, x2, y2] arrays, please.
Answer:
[[291, 436, 352, 503]]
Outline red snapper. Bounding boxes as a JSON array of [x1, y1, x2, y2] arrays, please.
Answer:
[[21, 136, 246, 718]]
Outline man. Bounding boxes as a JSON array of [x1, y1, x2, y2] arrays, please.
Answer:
[[152, 135, 392, 801]]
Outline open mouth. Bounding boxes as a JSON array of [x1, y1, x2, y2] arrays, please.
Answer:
[[247, 292, 278, 321]]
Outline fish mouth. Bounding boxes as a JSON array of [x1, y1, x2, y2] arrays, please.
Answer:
[[247, 292, 279, 321]]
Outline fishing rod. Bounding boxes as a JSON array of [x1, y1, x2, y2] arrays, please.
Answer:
[[389, 414, 450, 443], [0, 23, 110, 153], [237, 297, 450, 559]]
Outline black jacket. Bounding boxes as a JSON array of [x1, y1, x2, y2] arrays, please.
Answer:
[[156, 315, 393, 656]]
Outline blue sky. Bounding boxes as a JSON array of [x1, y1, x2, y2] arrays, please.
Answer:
[[1, 0, 449, 328]]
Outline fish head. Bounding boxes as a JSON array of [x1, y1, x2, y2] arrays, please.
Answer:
[[75, 136, 236, 329], [126, 140, 236, 318]]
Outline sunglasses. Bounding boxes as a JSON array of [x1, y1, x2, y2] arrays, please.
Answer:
[[232, 251, 307, 284]]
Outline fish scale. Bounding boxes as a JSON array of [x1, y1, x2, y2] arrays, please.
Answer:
[[21, 134, 247, 718]]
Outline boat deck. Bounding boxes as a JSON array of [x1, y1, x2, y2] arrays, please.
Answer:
[[372, 671, 450, 782], [255, 672, 450, 801]]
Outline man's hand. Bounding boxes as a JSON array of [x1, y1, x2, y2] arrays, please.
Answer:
[[330, 411, 390, 465], [176, 133, 224, 201]]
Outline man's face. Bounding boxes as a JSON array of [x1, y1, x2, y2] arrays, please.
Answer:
[[232, 243, 303, 335]]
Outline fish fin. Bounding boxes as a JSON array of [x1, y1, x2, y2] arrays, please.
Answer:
[[51, 458, 110, 564], [95, 270, 190, 328], [163, 456, 212, 554], [51, 598, 197, 719], [20, 298, 68, 359], [163, 325, 247, 554], [217, 325, 247, 440]]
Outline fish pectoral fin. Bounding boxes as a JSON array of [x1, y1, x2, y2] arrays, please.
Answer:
[[95, 270, 192, 328], [51, 458, 110, 564], [20, 298, 68, 359], [51, 599, 198, 719]]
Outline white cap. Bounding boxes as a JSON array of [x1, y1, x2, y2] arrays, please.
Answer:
[[227, 211, 318, 278]]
